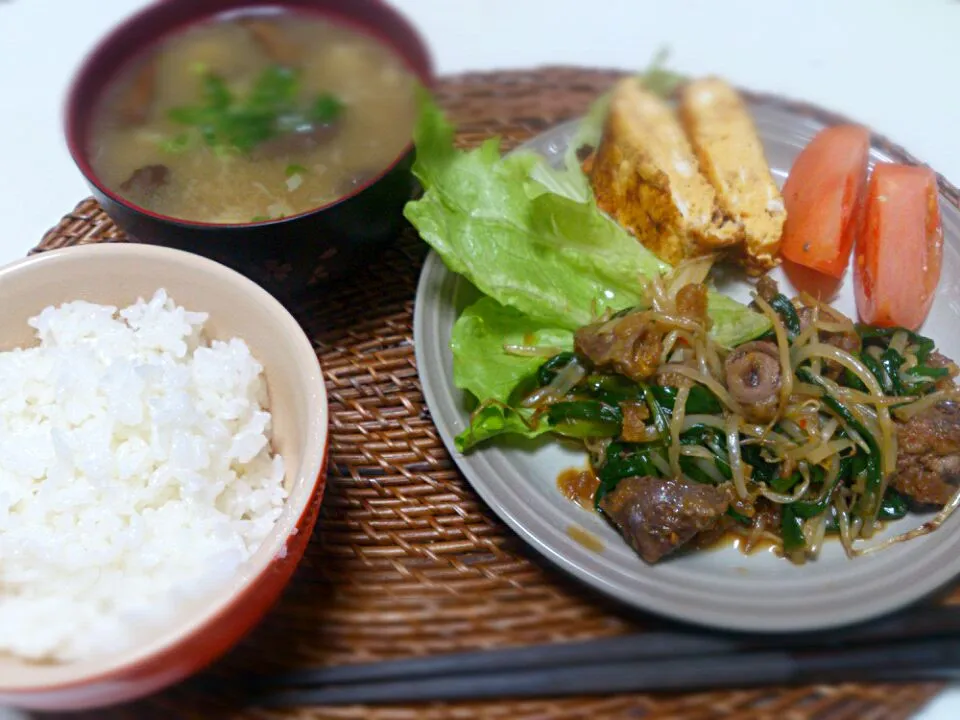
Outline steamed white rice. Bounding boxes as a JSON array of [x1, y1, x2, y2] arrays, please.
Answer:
[[0, 290, 286, 662]]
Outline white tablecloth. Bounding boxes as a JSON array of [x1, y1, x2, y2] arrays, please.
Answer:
[[0, 1, 957, 717]]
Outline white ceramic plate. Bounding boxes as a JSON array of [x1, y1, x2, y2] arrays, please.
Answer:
[[413, 102, 960, 633]]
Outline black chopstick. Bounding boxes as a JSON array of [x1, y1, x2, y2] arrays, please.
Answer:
[[253, 631, 735, 689], [250, 604, 960, 692], [252, 636, 960, 707]]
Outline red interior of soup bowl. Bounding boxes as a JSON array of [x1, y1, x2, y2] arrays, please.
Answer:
[[64, 0, 435, 229]]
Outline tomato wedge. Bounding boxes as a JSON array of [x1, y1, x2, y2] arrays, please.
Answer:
[[780, 125, 870, 278], [853, 163, 943, 330]]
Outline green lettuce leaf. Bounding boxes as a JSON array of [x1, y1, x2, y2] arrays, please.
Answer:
[[708, 293, 772, 349], [405, 97, 666, 330], [451, 296, 573, 404], [451, 297, 571, 451], [454, 404, 553, 453]]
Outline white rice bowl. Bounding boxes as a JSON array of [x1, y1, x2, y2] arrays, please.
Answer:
[[0, 289, 286, 662]]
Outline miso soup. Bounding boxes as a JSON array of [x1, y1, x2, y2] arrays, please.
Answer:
[[88, 11, 419, 224]]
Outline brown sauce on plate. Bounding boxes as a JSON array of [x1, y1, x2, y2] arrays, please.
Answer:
[[566, 525, 604, 552], [695, 531, 782, 556], [557, 468, 605, 552], [557, 467, 600, 510]]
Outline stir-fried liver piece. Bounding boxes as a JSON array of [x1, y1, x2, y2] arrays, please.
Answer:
[[599, 475, 731, 563], [574, 313, 662, 382], [619, 401, 650, 443], [894, 401, 960, 506], [675, 283, 710, 325]]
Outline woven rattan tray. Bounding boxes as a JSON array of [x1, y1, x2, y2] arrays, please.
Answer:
[[34, 68, 953, 720]]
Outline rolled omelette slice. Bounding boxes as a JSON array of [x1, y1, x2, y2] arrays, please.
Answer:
[[679, 77, 786, 275], [589, 77, 742, 267]]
